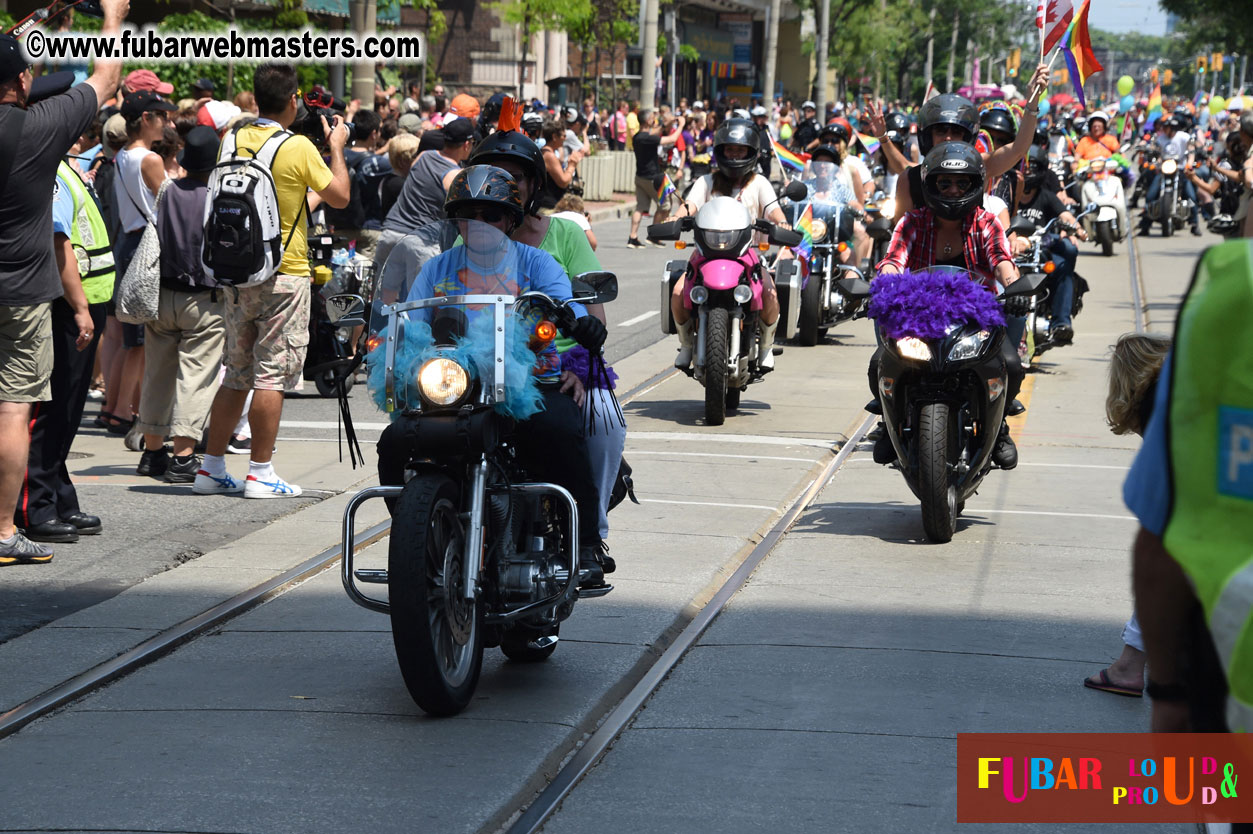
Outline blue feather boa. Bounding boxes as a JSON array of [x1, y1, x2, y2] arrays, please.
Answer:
[[368, 312, 546, 420], [868, 269, 1006, 341]]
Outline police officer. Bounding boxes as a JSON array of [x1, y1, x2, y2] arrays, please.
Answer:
[[751, 105, 773, 180], [0, 0, 129, 564], [791, 100, 820, 153]]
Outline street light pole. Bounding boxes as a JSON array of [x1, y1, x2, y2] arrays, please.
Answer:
[[814, 0, 829, 114], [762, 0, 781, 106], [641, 0, 659, 112]]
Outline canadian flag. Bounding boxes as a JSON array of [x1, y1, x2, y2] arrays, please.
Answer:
[[1042, 0, 1074, 54], [1035, 0, 1045, 29]]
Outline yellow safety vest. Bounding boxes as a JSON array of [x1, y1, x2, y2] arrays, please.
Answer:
[[56, 160, 114, 304], [1164, 239, 1253, 731]]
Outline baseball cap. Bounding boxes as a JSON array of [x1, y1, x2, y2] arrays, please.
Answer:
[[121, 90, 177, 121], [750, 105, 767, 117], [101, 113, 128, 157], [192, 77, 215, 93], [124, 69, 174, 96], [0, 34, 28, 84], [564, 106, 578, 123], [801, 100, 816, 110], [200, 99, 241, 132], [28, 70, 74, 105], [397, 112, 423, 134], [442, 116, 475, 143], [450, 93, 480, 119]]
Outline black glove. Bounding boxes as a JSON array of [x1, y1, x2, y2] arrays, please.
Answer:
[[569, 314, 607, 352], [1003, 294, 1033, 317]]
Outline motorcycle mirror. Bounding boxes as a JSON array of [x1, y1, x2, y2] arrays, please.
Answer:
[[1003, 273, 1046, 297], [570, 271, 619, 305], [770, 226, 804, 247], [325, 294, 367, 328], [647, 220, 682, 242], [1007, 216, 1036, 238], [783, 180, 809, 202], [835, 273, 872, 299]]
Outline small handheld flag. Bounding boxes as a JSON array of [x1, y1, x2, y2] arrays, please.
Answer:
[[856, 132, 881, 156], [772, 139, 809, 172], [1058, 0, 1102, 108], [791, 203, 814, 261], [657, 173, 677, 203]]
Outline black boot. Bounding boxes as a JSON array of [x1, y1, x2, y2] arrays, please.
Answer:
[[992, 422, 1018, 470], [873, 424, 896, 464], [578, 544, 606, 588]]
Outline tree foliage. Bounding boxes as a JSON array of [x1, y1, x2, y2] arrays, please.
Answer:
[[1159, 0, 1252, 54]]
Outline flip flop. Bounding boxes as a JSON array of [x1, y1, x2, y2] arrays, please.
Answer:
[[1083, 669, 1143, 697]]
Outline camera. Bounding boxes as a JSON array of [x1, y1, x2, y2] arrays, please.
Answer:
[[294, 86, 362, 148]]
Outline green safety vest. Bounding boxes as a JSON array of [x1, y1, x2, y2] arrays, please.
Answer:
[[1164, 239, 1253, 731], [56, 160, 114, 305]]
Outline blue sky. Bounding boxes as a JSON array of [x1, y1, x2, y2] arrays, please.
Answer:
[[1066, 0, 1169, 35]]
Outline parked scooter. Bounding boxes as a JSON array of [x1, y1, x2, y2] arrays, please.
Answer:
[[1075, 158, 1127, 256], [870, 267, 1044, 543], [651, 191, 804, 425]]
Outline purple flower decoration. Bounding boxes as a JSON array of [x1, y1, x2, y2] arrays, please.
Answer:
[[868, 269, 1005, 341]]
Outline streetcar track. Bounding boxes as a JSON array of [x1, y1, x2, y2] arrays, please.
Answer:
[[1128, 227, 1149, 332]]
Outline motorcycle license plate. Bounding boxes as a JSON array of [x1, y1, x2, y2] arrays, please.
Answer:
[[1097, 206, 1117, 222]]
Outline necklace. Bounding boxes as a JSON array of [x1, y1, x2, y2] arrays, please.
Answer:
[[942, 242, 954, 256]]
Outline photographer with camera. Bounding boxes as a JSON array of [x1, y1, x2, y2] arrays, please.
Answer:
[[195, 63, 350, 500]]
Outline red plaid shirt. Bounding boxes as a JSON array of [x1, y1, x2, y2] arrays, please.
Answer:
[[876, 207, 1015, 289]]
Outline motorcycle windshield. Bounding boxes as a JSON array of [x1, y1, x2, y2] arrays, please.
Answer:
[[366, 219, 558, 419]]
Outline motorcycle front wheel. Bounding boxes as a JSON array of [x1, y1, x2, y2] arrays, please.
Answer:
[[389, 473, 484, 716], [1096, 221, 1114, 257], [703, 307, 730, 426], [918, 402, 958, 543], [798, 272, 822, 347]]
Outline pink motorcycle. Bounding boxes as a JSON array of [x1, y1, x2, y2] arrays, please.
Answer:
[[649, 194, 803, 425]]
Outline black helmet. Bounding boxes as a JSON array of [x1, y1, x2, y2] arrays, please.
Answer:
[[979, 108, 1017, 140], [444, 165, 525, 226], [1034, 126, 1048, 146], [918, 93, 978, 154], [810, 144, 842, 164], [884, 112, 910, 148], [1024, 145, 1048, 191], [712, 118, 761, 179], [1164, 116, 1181, 130], [468, 130, 547, 216], [920, 143, 985, 221]]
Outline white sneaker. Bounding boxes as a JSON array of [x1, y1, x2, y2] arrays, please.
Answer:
[[244, 474, 303, 499], [193, 470, 245, 495]]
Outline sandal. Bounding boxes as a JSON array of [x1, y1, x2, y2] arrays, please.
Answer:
[[105, 413, 135, 435], [93, 411, 120, 429]]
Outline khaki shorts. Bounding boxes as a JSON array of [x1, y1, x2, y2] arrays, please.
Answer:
[[635, 175, 662, 214], [0, 302, 53, 403], [222, 273, 311, 392]]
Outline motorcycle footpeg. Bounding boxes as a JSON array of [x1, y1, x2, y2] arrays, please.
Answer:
[[577, 584, 614, 599]]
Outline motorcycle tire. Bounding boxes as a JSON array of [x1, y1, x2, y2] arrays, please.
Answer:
[[918, 402, 958, 544], [1097, 221, 1114, 257], [389, 473, 484, 716], [798, 273, 822, 347], [703, 307, 730, 426], [314, 368, 355, 398], [501, 625, 559, 662], [725, 387, 741, 411]]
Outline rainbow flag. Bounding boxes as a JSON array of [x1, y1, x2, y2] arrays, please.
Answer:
[[1145, 83, 1163, 129], [657, 172, 676, 203], [772, 139, 809, 172], [856, 132, 880, 155], [710, 62, 736, 79], [791, 203, 814, 261], [1058, 0, 1102, 109]]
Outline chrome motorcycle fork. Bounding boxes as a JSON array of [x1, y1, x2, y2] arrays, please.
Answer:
[[463, 455, 488, 601], [695, 305, 708, 368], [729, 307, 743, 366]]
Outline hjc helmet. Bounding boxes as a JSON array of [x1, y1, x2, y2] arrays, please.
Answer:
[[884, 112, 910, 148], [979, 107, 1017, 140], [918, 94, 979, 154], [810, 144, 842, 165], [443, 165, 525, 226], [468, 130, 547, 216], [1024, 145, 1049, 191], [921, 142, 986, 221], [712, 118, 761, 179]]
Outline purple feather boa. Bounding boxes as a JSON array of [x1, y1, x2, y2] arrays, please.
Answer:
[[561, 345, 619, 390], [868, 269, 1005, 341]]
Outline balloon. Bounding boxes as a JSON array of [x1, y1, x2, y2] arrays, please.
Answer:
[[1120, 94, 1134, 113], [1038, 98, 1050, 116], [1210, 96, 1227, 114], [1117, 75, 1135, 97]]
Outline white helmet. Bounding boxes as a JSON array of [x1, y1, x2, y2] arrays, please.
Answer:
[[733, 108, 750, 120], [750, 105, 767, 117], [1088, 110, 1110, 127]]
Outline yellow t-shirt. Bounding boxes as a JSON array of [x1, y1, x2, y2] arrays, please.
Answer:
[[233, 124, 333, 278], [626, 112, 640, 151]]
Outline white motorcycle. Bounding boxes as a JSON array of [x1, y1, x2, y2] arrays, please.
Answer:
[[1077, 157, 1127, 257]]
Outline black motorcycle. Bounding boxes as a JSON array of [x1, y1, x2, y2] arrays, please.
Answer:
[[1008, 210, 1094, 358], [1128, 144, 1160, 209], [871, 267, 1044, 543], [305, 234, 370, 397], [336, 220, 619, 716], [1146, 156, 1193, 237]]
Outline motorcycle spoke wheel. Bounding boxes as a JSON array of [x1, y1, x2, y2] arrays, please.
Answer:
[[703, 307, 730, 426], [389, 474, 483, 716], [918, 402, 958, 543]]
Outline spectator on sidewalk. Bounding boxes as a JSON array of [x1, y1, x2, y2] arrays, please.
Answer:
[[320, 109, 387, 260], [627, 112, 680, 248], [380, 131, 420, 220], [539, 117, 583, 212], [195, 62, 351, 499], [383, 115, 473, 233], [0, 0, 128, 566], [552, 193, 597, 250], [135, 127, 225, 484]]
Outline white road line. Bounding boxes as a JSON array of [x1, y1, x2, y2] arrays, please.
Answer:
[[639, 498, 778, 511], [1017, 462, 1130, 470], [281, 420, 391, 431], [616, 310, 659, 328], [627, 450, 817, 463], [628, 431, 836, 449], [967, 508, 1137, 521]]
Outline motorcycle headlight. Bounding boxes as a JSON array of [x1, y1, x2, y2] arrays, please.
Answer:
[[1090, 159, 1106, 172], [417, 357, 470, 407], [733, 284, 753, 304], [947, 330, 989, 362], [704, 229, 739, 252], [689, 284, 709, 305], [809, 219, 828, 241], [1161, 159, 1178, 175], [895, 337, 932, 362]]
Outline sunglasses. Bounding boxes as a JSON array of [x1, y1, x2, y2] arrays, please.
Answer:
[[453, 207, 508, 224], [934, 176, 973, 192]]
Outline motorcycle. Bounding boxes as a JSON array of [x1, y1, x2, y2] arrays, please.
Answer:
[[1075, 158, 1127, 256], [870, 267, 1045, 543], [864, 193, 896, 268], [305, 234, 371, 397], [1146, 156, 1194, 237], [780, 163, 872, 346], [334, 220, 620, 716], [1128, 143, 1160, 209], [1008, 209, 1095, 358], [650, 188, 804, 426]]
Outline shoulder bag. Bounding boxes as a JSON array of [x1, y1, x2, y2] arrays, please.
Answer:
[[116, 178, 170, 325]]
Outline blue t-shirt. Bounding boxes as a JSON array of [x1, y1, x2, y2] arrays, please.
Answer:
[[1123, 353, 1173, 535], [51, 169, 76, 238], [406, 239, 587, 382]]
